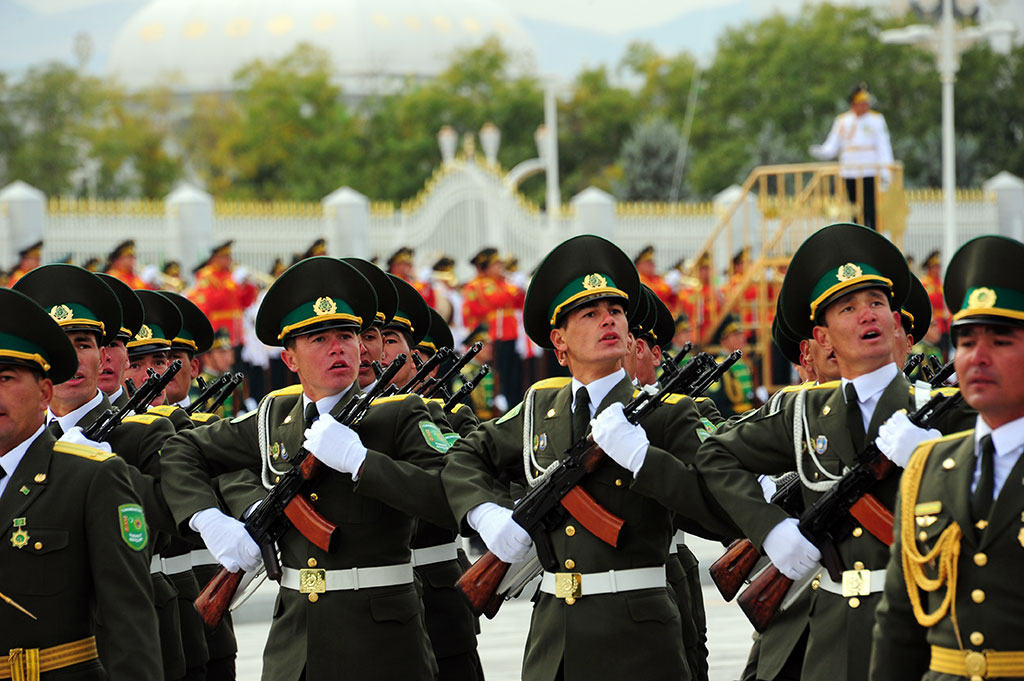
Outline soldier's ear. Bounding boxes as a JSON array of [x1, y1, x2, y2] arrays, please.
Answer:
[[280, 347, 300, 374], [550, 327, 568, 355], [812, 325, 832, 353]]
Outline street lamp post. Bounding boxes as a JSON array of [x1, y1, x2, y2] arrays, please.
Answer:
[[880, 0, 1015, 267]]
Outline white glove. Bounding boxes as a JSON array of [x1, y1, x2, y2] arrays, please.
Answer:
[[303, 415, 368, 481], [758, 475, 777, 502], [876, 410, 939, 469], [139, 264, 160, 286], [232, 266, 249, 285], [590, 402, 648, 476], [467, 502, 533, 563], [808, 144, 826, 159], [58, 426, 112, 454], [190, 508, 262, 573], [763, 518, 821, 580]]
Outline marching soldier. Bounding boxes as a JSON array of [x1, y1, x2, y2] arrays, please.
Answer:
[[103, 240, 151, 290], [454, 325, 498, 421], [6, 240, 42, 287], [696, 223, 973, 681], [388, 246, 436, 308], [123, 289, 183, 409], [190, 240, 258, 351], [341, 257, 399, 392], [198, 330, 238, 418], [94, 273, 144, 409], [442, 235, 738, 681], [0, 287, 161, 680], [635, 245, 675, 312], [705, 314, 756, 418], [920, 250, 951, 356], [158, 256, 456, 680], [871, 235, 1024, 680]]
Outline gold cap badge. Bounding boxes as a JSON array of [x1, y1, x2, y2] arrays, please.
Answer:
[[49, 304, 73, 322], [967, 287, 997, 310], [136, 324, 153, 341], [313, 297, 337, 316], [836, 263, 863, 282], [582, 273, 607, 290]]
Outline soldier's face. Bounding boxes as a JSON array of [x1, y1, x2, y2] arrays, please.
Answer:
[[801, 338, 840, 383], [551, 300, 629, 374], [813, 288, 900, 378], [954, 324, 1024, 429], [126, 351, 170, 407], [635, 336, 662, 387], [53, 331, 102, 411], [358, 327, 384, 389], [98, 338, 129, 395], [282, 328, 360, 401], [381, 329, 416, 387], [165, 349, 198, 404], [0, 366, 52, 455]]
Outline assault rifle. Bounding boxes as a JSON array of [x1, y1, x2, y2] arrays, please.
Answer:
[[902, 352, 924, 378], [195, 355, 408, 629], [421, 343, 482, 399], [84, 360, 182, 441], [398, 347, 452, 395], [205, 372, 244, 414], [444, 364, 490, 413], [737, 390, 963, 632], [456, 351, 737, 618], [185, 374, 232, 415], [658, 342, 692, 381]]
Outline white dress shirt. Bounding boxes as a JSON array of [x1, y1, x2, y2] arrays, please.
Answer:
[[571, 368, 629, 419], [842, 362, 898, 433], [47, 390, 105, 433], [0, 423, 46, 499], [301, 383, 354, 421], [972, 414, 1024, 499]]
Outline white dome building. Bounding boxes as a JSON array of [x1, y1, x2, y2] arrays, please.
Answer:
[[107, 0, 538, 94]]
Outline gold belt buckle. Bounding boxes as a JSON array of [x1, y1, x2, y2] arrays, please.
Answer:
[[964, 650, 987, 679], [298, 568, 326, 595], [554, 572, 582, 600], [841, 569, 872, 598]]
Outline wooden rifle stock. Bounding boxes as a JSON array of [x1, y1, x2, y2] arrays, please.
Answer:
[[455, 550, 511, 620], [195, 568, 244, 631], [708, 538, 761, 602], [737, 564, 792, 632]]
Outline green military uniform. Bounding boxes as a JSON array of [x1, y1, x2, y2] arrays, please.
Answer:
[[453, 325, 497, 421], [442, 235, 738, 681], [697, 224, 974, 681], [159, 256, 455, 681], [0, 287, 161, 681], [871, 235, 1024, 680]]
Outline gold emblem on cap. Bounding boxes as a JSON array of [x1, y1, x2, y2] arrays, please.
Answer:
[[582, 273, 607, 290], [313, 297, 337, 316], [836, 263, 862, 282], [49, 304, 73, 322], [967, 287, 997, 310], [136, 324, 153, 341]]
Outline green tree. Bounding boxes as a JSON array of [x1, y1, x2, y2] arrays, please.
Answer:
[[615, 116, 685, 200]]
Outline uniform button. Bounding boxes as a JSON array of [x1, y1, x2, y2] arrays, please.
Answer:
[[33, 542, 42, 550], [974, 553, 988, 567], [942, 458, 956, 470], [309, 493, 318, 502], [564, 559, 575, 570], [811, 578, 820, 590], [565, 525, 576, 537], [308, 593, 319, 603], [275, 476, 281, 484], [614, 479, 623, 487], [975, 519, 988, 530], [971, 589, 985, 603], [848, 597, 860, 609], [307, 558, 317, 568], [852, 527, 863, 538], [813, 472, 820, 480], [970, 631, 984, 646], [564, 596, 575, 605], [853, 561, 865, 570], [919, 531, 929, 542]]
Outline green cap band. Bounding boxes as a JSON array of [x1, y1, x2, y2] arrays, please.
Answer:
[[954, 286, 1024, 324], [808, 262, 893, 321], [279, 296, 361, 340], [0, 332, 51, 372], [46, 302, 105, 332], [547, 273, 627, 326]]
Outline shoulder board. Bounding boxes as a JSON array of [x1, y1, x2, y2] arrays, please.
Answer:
[[909, 428, 974, 465], [54, 441, 114, 462], [630, 389, 686, 405], [191, 412, 216, 423], [426, 398, 444, 405], [123, 414, 161, 426], [693, 396, 710, 403], [780, 381, 817, 394], [148, 405, 179, 417], [495, 401, 522, 425], [530, 377, 571, 391], [231, 409, 256, 423], [448, 402, 469, 414], [371, 393, 416, 406], [932, 386, 959, 397], [268, 385, 304, 398], [928, 428, 974, 445]]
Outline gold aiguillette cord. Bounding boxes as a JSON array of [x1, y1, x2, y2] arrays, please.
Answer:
[[0, 589, 37, 619]]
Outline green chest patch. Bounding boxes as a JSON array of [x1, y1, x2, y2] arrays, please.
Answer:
[[419, 421, 451, 453], [444, 432, 459, 447], [118, 504, 148, 551]]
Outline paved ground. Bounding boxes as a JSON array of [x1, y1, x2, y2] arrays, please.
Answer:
[[232, 537, 755, 680]]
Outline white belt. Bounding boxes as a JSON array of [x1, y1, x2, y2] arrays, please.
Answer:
[[281, 563, 414, 593], [149, 556, 163, 574], [411, 541, 459, 567], [668, 530, 685, 555], [191, 548, 218, 567], [815, 569, 887, 597], [540, 566, 666, 601], [161, 554, 193, 575]]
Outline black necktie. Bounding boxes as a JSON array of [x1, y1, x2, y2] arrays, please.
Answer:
[[0, 465, 6, 482], [304, 401, 320, 431], [844, 382, 865, 453], [972, 434, 996, 522], [47, 419, 64, 438], [572, 387, 590, 442]]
